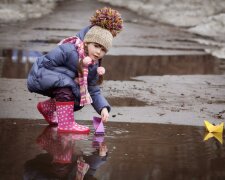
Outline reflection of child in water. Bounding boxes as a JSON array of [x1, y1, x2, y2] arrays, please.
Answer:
[[83, 142, 108, 179], [76, 142, 108, 180], [24, 126, 108, 180]]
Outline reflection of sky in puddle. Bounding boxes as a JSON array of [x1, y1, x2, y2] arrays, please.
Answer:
[[0, 48, 223, 80], [0, 49, 43, 78], [11, 49, 42, 64], [0, 119, 225, 179]]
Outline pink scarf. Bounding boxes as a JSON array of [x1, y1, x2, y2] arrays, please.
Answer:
[[58, 36, 95, 106]]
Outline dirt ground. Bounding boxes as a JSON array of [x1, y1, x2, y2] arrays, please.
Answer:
[[0, 74, 225, 126], [0, 0, 224, 126]]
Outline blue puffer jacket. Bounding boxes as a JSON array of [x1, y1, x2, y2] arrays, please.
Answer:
[[27, 26, 111, 114]]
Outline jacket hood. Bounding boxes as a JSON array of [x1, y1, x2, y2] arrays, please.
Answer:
[[76, 25, 91, 40]]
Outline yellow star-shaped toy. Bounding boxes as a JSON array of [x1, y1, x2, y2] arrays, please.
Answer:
[[204, 120, 224, 133], [203, 120, 224, 144]]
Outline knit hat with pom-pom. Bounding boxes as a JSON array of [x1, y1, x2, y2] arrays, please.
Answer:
[[84, 7, 123, 51], [84, 26, 113, 50]]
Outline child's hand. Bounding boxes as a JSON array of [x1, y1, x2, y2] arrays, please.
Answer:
[[101, 108, 109, 122], [99, 143, 108, 157]]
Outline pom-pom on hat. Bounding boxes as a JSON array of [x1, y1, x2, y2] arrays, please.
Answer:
[[84, 7, 123, 51], [90, 7, 123, 37]]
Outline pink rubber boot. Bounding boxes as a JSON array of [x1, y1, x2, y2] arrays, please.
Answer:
[[56, 101, 90, 134], [37, 98, 58, 125]]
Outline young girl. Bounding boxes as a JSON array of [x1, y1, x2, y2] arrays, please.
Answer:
[[27, 7, 123, 134]]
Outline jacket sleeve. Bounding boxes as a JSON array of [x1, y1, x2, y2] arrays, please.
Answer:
[[88, 84, 111, 115]]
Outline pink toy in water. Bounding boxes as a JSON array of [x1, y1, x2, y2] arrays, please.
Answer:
[[93, 116, 105, 135]]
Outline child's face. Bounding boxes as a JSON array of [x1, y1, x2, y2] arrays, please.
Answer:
[[87, 42, 107, 61]]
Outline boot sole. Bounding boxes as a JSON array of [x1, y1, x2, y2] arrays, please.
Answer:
[[58, 129, 90, 134]]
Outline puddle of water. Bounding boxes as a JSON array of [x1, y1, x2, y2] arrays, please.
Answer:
[[0, 119, 225, 179], [33, 27, 80, 31], [0, 49, 43, 79], [27, 39, 60, 44], [103, 54, 224, 80], [106, 97, 148, 106], [0, 49, 224, 80]]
